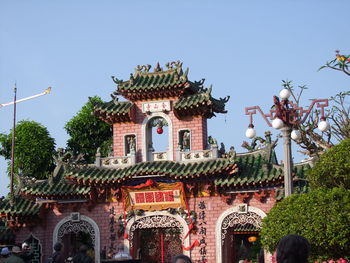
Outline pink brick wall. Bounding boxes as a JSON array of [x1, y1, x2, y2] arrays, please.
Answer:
[[14, 195, 276, 263], [113, 99, 208, 161]]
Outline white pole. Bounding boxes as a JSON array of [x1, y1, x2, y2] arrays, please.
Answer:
[[0, 87, 51, 108]]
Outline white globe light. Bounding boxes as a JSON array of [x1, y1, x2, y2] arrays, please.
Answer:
[[279, 88, 291, 100], [245, 128, 256, 139], [318, 120, 330, 132], [291, 129, 301, 141], [272, 118, 284, 129]]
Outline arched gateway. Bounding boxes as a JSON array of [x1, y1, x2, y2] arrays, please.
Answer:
[[124, 212, 190, 262], [53, 214, 100, 263], [216, 205, 266, 263]]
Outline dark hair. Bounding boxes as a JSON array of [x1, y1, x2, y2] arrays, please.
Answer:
[[173, 254, 192, 263], [53, 242, 63, 252], [276, 234, 310, 263], [79, 245, 88, 253]]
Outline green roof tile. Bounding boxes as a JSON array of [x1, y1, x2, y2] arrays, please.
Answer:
[[93, 100, 134, 123], [174, 88, 229, 118], [112, 63, 190, 101], [0, 198, 41, 217], [66, 159, 238, 186], [21, 181, 91, 199], [214, 152, 284, 188]]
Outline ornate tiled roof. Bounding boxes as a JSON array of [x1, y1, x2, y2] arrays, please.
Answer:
[[0, 198, 41, 217], [174, 87, 229, 118], [21, 181, 91, 199], [214, 151, 284, 188], [93, 100, 134, 123], [65, 159, 238, 186], [112, 62, 190, 101]]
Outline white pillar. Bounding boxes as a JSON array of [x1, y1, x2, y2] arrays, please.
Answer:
[[281, 127, 293, 196]]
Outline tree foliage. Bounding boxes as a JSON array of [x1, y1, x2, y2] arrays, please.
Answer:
[[0, 120, 55, 179], [64, 96, 112, 163], [307, 138, 350, 189], [261, 188, 350, 261]]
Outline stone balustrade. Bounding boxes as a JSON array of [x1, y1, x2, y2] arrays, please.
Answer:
[[95, 153, 136, 168], [176, 144, 218, 162]]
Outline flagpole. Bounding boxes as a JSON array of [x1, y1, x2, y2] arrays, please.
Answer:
[[10, 84, 17, 200]]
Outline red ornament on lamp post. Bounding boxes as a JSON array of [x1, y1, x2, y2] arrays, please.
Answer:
[[244, 88, 330, 197]]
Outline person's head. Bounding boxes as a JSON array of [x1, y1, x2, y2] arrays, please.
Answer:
[[22, 242, 30, 251], [11, 246, 22, 254], [1, 247, 10, 257], [54, 242, 63, 252], [79, 245, 88, 254], [276, 234, 310, 263], [173, 254, 192, 263]]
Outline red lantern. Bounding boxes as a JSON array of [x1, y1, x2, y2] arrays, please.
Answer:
[[157, 127, 163, 134]]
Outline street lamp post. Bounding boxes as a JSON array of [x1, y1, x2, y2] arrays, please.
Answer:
[[244, 88, 329, 197]]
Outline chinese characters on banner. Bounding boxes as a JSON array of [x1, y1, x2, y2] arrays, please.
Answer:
[[122, 182, 186, 211], [131, 190, 177, 205], [109, 206, 116, 256], [198, 201, 207, 263], [141, 101, 171, 113]]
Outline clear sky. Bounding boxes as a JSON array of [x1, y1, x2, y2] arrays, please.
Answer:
[[1, 0, 349, 196]]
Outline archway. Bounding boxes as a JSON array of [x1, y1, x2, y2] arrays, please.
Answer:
[[124, 211, 190, 262], [141, 112, 173, 161], [53, 214, 100, 263], [24, 234, 42, 263], [215, 205, 266, 263]]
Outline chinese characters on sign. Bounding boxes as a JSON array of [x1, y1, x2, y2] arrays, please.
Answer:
[[142, 101, 171, 113], [109, 206, 116, 256], [131, 190, 177, 205], [198, 201, 207, 263], [123, 182, 186, 211]]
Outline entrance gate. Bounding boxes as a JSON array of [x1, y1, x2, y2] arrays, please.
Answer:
[[128, 215, 185, 263], [53, 214, 100, 263], [216, 206, 266, 263]]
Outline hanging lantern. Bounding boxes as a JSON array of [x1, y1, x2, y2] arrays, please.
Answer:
[[157, 127, 163, 134], [156, 120, 164, 134], [248, 236, 257, 243]]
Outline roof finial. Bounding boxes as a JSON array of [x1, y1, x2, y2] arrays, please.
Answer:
[[154, 62, 162, 72]]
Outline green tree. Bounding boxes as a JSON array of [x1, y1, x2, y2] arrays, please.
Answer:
[[0, 120, 56, 179], [307, 138, 350, 189], [64, 96, 112, 163], [261, 188, 350, 261]]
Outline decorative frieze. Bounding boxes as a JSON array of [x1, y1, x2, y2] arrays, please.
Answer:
[[97, 155, 136, 168]]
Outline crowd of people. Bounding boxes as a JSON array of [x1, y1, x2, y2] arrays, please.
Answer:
[[0, 234, 310, 263], [0, 242, 34, 263]]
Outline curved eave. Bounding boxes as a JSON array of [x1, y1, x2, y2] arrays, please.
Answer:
[[65, 159, 238, 187], [93, 103, 135, 124]]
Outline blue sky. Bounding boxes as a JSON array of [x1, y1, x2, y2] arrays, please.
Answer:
[[1, 0, 349, 196]]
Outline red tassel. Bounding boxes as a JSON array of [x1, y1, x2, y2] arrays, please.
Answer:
[[145, 179, 154, 187], [182, 240, 200, 251], [124, 233, 129, 239]]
